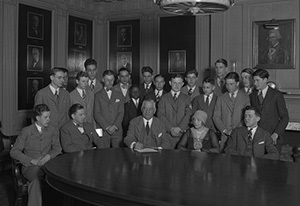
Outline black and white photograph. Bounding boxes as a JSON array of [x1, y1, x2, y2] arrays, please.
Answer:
[[168, 50, 186, 73], [27, 45, 43, 71], [27, 77, 43, 103], [27, 12, 44, 39], [74, 22, 87, 46], [117, 25, 132, 47]]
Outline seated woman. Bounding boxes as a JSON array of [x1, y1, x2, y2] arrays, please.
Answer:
[[177, 110, 219, 152]]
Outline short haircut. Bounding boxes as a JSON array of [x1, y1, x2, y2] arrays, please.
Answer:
[[102, 70, 115, 77], [33, 104, 50, 121], [215, 58, 228, 67], [50, 67, 68, 76], [268, 29, 282, 40], [171, 73, 184, 81], [185, 69, 198, 77], [142, 99, 156, 110], [225, 72, 240, 82], [129, 84, 140, 93], [118, 67, 130, 75], [141, 66, 153, 75], [244, 105, 261, 118], [202, 76, 215, 85], [253, 69, 269, 79], [241, 68, 254, 76], [76, 71, 89, 80], [84, 58, 97, 69], [154, 74, 165, 81], [69, 103, 84, 119]]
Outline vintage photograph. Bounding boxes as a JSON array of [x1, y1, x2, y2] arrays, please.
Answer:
[[117, 25, 132, 47], [27, 45, 43, 71], [117, 52, 132, 72], [27, 12, 44, 40], [74, 22, 87, 46], [27, 77, 43, 103], [253, 19, 295, 69], [168, 50, 186, 73]]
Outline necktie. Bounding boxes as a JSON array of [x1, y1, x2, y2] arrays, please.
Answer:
[[156, 91, 161, 102], [173, 93, 177, 101], [134, 99, 139, 108], [205, 95, 210, 106], [90, 81, 94, 91], [82, 90, 86, 99], [230, 93, 235, 102], [258, 91, 264, 104], [146, 121, 150, 135], [248, 128, 253, 142], [121, 84, 128, 89], [188, 88, 193, 96], [54, 90, 59, 99], [145, 84, 149, 92]]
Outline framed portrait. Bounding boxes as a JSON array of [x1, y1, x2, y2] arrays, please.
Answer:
[[74, 22, 87, 46], [117, 52, 132, 73], [168, 50, 186, 73], [27, 12, 44, 40], [253, 19, 295, 69], [74, 50, 86, 73], [27, 45, 43, 71], [117, 25, 132, 47], [27, 77, 43, 103]]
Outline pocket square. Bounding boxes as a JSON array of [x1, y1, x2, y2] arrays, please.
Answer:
[[158, 133, 162, 138], [115, 99, 120, 103], [258, 141, 265, 145]]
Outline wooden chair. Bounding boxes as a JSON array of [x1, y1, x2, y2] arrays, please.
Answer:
[[0, 130, 11, 173]]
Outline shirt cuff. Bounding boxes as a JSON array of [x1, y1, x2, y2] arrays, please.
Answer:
[[130, 142, 136, 149]]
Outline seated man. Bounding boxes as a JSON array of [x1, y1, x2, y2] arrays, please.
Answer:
[[225, 106, 279, 160], [10, 104, 62, 206], [60, 103, 106, 153], [124, 99, 171, 149]]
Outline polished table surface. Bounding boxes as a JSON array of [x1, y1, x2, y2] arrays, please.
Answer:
[[44, 149, 300, 206]]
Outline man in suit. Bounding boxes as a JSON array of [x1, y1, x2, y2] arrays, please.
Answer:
[[84, 58, 103, 94], [10, 104, 61, 206], [192, 76, 217, 131], [225, 106, 279, 160], [123, 85, 142, 137], [118, 27, 131, 46], [140, 66, 155, 99], [213, 72, 250, 152], [34, 67, 70, 128], [157, 74, 192, 149], [60, 103, 105, 153], [70, 71, 94, 125], [240, 68, 255, 95], [113, 67, 131, 103], [213, 58, 229, 96], [94, 70, 124, 148], [28, 15, 42, 39], [124, 99, 171, 149], [29, 47, 42, 71], [120, 54, 131, 71], [250, 69, 289, 152], [181, 69, 201, 101]]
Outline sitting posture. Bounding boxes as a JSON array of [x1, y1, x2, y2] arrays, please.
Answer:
[[124, 99, 171, 149], [178, 110, 219, 152], [225, 106, 279, 160], [10, 104, 62, 206], [60, 103, 106, 153]]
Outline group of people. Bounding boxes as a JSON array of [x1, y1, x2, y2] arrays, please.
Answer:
[[10, 58, 289, 206]]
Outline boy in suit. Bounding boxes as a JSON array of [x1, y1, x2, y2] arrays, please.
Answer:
[[10, 104, 61, 206], [213, 58, 229, 96], [213, 72, 250, 152], [94, 70, 124, 148], [113, 67, 131, 103], [157, 74, 192, 149], [250, 69, 289, 152], [140, 66, 155, 99], [181, 69, 201, 101], [70, 71, 94, 125], [60, 103, 105, 153], [192, 76, 217, 131], [84, 58, 103, 94], [34, 67, 70, 128], [123, 85, 142, 136], [124, 99, 171, 149], [225, 106, 279, 160]]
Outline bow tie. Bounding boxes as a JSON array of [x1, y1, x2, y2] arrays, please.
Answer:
[[106, 87, 112, 92], [76, 123, 83, 128], [121, 84, 128, 89]]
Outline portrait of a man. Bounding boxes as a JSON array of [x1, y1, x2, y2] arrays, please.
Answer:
[[27, 12, 44, 39], [117, 25, 132, 47], [74, 22, 87, 46], [27, 77, 43, 103], [168, 50, 186, 73], [254, 19, 294, 69], [27, 45, 43, 71], [117, 52, 132, 72]]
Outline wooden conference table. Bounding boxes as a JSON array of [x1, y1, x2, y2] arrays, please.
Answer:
[[44, 148, 300, 206]]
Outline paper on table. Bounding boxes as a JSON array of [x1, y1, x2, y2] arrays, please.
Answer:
[[96, 128, 103, 137], [134, 148, 158, 153]]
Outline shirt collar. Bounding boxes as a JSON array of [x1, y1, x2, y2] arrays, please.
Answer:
[[187, 85, 196, 91], [49, 84, 59, 95], [171, 90, 180, 97], [143, 117, 153, 127], [35, 123, 43, 133], [260, 86, 269, 98], [248, 126, 258, 138]]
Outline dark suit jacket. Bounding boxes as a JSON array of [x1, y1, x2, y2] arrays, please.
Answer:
[[60, 120, 105, 153], [181, 85, 201, 101], [192, 93, 218, 131], [144, 90, 167, 103], [10, 124, 61, 167], [94, 88, 124, 137], [225, 126, 279, 160], [124, 116, 171, 149], [140, 82, 155, 100], [213, 77, 227, 97], [249, 87, 289, 137], [123, 99, 142, 136], [87, 79, 103, 94], [29, 59, 42, 71], [34, 85, 70, 128]]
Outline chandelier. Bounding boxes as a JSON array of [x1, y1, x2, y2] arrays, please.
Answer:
[[154, 0, 235, 15]]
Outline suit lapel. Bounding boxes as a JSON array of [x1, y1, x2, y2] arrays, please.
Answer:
[[262, 87, 273, 107], [224, 93, 234, 112], [46, 86, 58, 106]]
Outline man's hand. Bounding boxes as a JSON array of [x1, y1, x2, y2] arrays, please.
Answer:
[[38, 154, 51, 166], [134, 142, 144, 150], [271, 133, 279, 145], [170, 127, 182, 137], [31, 158, 41, 166], [106, 125, 118, 135]]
